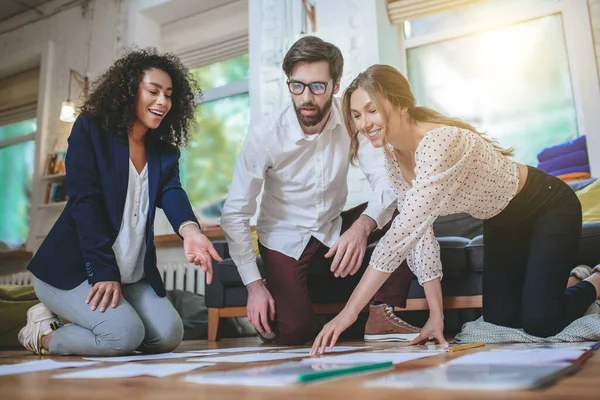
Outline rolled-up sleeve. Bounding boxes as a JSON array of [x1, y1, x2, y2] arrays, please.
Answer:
[[221, 127, 272, 285]]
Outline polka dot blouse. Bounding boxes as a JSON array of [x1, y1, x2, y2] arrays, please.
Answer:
[[370, 126, 520, 284]]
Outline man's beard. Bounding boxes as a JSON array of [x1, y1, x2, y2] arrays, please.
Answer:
[[293, 94, 333, 127]]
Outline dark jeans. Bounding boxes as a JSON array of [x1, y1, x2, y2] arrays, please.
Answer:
[[482, 166, 597, 337], [258, 203, 414, 345]]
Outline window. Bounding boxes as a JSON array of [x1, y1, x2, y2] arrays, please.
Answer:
[[182, 54, 250, 222], [401, 0, 599, 166], [0, 119, 36, 248]]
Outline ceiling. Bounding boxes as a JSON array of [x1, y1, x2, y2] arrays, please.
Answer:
[[141, 0, 241, 26], [0, 0, 56, 24]]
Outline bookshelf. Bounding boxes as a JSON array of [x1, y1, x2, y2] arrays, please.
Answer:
[[38, 200, 67, 209], [40, 173, 66, 181]]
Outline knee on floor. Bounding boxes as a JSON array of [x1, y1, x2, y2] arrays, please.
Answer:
[[94, 316, 146, 356], [141, 316, 184, 354], [521, 315, 561, 338]]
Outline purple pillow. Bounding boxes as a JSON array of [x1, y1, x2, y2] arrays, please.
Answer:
[[538, 150, 588, 172], [537, 135, 587, 162]]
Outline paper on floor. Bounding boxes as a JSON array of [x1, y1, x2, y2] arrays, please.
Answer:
[[188, 346, 286, 354], [492, 342, 597, 351], [53, 362, 214, 379], [187, 352, 309, 363], [301, 352, 442, 365], [0, 360, 99, 376], [279, 346, 371, 354], [446, 349, 585, 366], [374, 344, 450, 353], [184, 360, 392, 387], [364, 363, 574, 391], [83, 352, 215, 362]]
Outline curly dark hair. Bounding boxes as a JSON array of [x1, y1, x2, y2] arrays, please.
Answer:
[[79, 48, 199, 148]]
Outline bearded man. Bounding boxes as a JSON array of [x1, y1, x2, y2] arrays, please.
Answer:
[[220, 36, 419, 345]]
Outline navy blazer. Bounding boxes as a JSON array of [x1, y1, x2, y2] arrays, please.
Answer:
[[28, 114, 198, 297]]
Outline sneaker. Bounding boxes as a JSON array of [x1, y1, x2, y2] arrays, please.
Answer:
[[18, 303, 62, 354], [364, 303, 421, 342], [570, 265, 593, 281], [257, 330, 277, 344]]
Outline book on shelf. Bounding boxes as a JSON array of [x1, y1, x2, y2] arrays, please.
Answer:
[[44, 152, 66, 176], [44, 181, 68, 204]]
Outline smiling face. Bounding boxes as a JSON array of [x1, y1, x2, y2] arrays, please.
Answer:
[[135, 68, 172, 130], [288, 60, 339, 127], [350, 87, 401, 148]]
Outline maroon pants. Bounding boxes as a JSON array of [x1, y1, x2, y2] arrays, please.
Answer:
[[258, 203, 414, 345]]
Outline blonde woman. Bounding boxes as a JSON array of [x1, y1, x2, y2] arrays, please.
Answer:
[[311, 64, 600, 354]]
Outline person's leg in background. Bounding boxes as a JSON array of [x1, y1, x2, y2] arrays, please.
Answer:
[[121, 280, 184, 353], [23, 277, 145, 356], [259, 239, 323, 345]]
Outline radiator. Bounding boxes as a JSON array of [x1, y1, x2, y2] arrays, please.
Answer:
[[0, 271, 34, 286], [157, 262, 204, 295], [0, 264, 203, 295]]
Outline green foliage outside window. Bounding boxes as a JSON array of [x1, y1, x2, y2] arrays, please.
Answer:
[[182, 55, 250, 221], [0, 119, 36, 247], [189, 54, 249, 91]]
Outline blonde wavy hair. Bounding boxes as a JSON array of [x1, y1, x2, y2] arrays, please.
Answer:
[[342, 64, 513, 163]]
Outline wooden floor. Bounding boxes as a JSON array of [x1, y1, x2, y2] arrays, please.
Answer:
[[1, 337, 599, 400]]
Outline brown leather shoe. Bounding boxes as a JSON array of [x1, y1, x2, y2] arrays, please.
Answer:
[[364, 303, 421, 342]]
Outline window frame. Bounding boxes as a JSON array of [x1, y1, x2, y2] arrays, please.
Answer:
[[396, 0, 600, 174]]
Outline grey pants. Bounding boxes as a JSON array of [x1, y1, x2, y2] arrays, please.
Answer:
[[33, 277, 183, 356]]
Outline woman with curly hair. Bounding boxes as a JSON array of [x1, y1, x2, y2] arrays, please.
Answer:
[[18, 48, 222, 356]]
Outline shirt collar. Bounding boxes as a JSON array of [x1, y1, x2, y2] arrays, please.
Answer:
[[284, 98, 343, 144]]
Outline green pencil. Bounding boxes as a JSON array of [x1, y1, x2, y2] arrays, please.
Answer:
[[297, 361, 394, 383]]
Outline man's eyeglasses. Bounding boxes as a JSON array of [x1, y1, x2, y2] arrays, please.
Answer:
[[287, 80, 332, 95]]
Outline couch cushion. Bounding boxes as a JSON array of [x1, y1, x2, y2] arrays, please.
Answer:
[[438, 237, 470, 277], [578, 222, 600, 267], [406, 272, 482, 299], [466, 235, 484, 273], [216, 258, 265, 286], [433, 213, 483, 239]]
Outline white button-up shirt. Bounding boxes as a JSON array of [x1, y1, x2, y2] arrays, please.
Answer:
[[112, 160, 149, 284], [221, 98, 397, 285]]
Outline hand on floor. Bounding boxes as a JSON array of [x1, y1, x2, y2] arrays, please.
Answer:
[[310, 309, 358, 355], [407, 315, 446, 345]]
